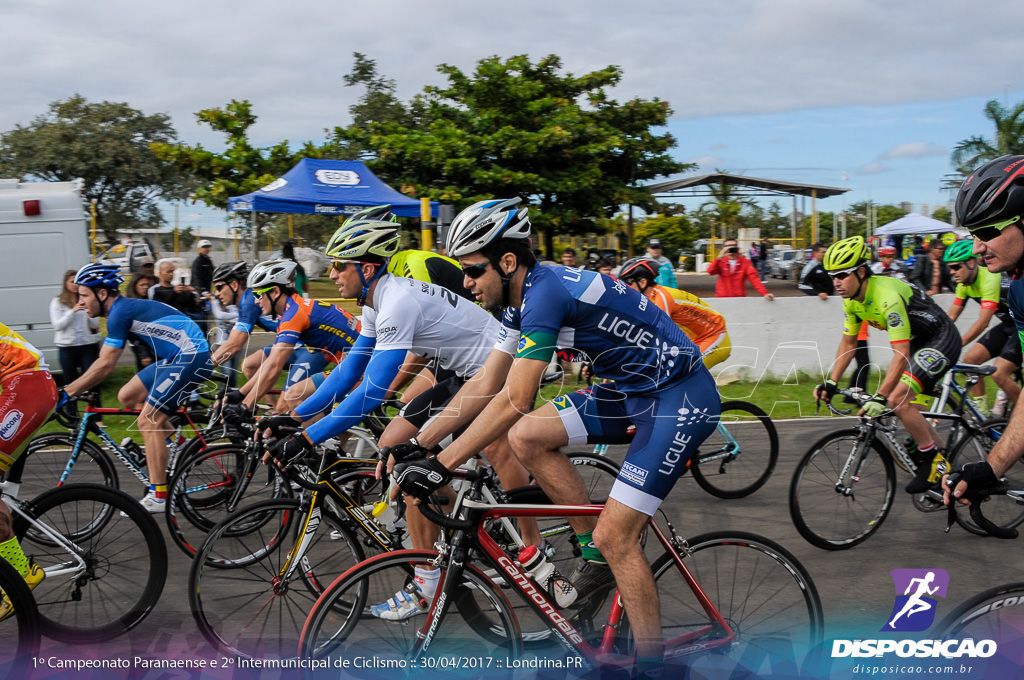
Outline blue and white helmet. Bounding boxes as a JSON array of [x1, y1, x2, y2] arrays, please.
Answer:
[[74, 263, 124, 289], [445, 198, 531, 257]]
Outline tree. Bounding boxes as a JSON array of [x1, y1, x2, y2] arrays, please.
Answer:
[[631, 213, 697, 261], [0, 95, 192, 240], [692, 175, 759, 240], [331, 54, 690, 254], [931, 206, 953, 224], [951, 99, 1024, 174]]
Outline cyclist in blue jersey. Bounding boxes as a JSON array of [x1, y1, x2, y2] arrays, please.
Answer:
[[946, 156, 1024, 505], [222, 259, 360, 424], [387, 198, 721, 673], [63, 263, 214, 512]]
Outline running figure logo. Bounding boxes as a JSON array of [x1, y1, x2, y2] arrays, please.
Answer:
[[882, 569, 949, 632]]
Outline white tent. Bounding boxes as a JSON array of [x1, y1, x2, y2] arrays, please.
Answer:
[[874, 212, 968, 237]]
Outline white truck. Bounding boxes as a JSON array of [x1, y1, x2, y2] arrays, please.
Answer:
[[0, 178, 91, 373]]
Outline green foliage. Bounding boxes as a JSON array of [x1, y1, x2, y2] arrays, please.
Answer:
[[331, 53, 690, 250], [631, 213, 697, 260], [951, 99, 1024, 175], [692, 174, 760, 239], [0, 95, 192, 240], [931, 206, 952, 224]]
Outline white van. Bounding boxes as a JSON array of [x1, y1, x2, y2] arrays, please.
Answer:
[[0, 178, 90, 373]]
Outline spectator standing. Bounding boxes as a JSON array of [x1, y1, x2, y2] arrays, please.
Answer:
[[909, 238, 953, 295], [125, 272, 158, 371], [646, 238, 676, 287], [797, 243, 835, 299], [281, 241, 309, 297], [190, 239, 215, 295], [758, 237, 770, 280], [706, 238, 775, 300], [49, 269, 102, 390], [149, 259, 203, 318], [560, 247, 577, 267]]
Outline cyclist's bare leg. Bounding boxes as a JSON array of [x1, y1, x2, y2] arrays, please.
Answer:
[[138, 404, 173, 486], [0, 504, 11, 542], [241, 350, 265, 380], [961, 343, 993, 401], [992, 357, 1021, 405], [891, 381, 940, 447], [278, 375, 322, 413], [397, 368, 436, 406], [508, 402, 597, 537], [592, 498, 661, 660], [118, 375, 149, 410]]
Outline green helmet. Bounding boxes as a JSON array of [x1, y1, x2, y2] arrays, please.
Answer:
[[823, 236, 869, 272], [324, 219, 400, 260], [943, 239, 976, 263], [342, 205, 397, 226]]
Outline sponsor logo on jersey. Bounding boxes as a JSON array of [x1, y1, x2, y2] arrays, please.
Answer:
[[0, 409, 23, 441], [620, 461, 648, 486], [914, 348, 948, 376], [887, 312, 903, 328]]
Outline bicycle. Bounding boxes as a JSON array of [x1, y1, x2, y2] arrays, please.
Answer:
[[789, 366, 1022, 550], [594, 399, 778, 499], [187, 449, 620, 660], [0, 470, 167, 643], [297, 465, 823, 675], [0, 551, 41, 676]]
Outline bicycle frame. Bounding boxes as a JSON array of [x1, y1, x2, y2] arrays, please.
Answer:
[[413, 498, 735, 670]]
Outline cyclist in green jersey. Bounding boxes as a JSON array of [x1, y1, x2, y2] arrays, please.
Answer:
[[814, 236, 962, 494], [944, 238, 1022, 412]]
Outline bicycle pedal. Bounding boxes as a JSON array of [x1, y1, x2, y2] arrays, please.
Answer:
[[912, 492, 945, 512]]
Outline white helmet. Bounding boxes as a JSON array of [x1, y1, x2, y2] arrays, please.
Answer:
[[446, 198, 530, 257], [247, 259, 297, 290], [324, 220, 400, 260]]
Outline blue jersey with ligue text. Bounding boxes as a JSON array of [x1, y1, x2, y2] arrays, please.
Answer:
[[104, 297, 209, 360]]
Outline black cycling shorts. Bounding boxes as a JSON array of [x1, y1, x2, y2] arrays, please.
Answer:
[[901, 318, 962, 396], [976, 322, 1024, 365]]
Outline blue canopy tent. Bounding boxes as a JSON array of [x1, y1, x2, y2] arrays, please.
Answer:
[[227, 159, 437, 218]]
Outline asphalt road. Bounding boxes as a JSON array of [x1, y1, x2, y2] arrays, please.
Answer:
[[24, 415, 1016, 679]]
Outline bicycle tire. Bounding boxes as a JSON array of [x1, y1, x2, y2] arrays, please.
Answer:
[[0, 552, 42, 676], [567, 452, 621, 503], [189, 497, 365, 659], [298, 550, 522, 670], [934, 581, 1024, 654], [645, 531, 824, 675], [789, 428, 896, 550], [17, 432, 119, 499], [166, 442, 291, 558], [691, 400, 779, 499], [13, 483, 167, 643], [948, 419, 1024, 536]]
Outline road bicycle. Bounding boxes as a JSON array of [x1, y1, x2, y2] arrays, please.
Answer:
[[297, 465, 823, 676], [0, 471, 167, 643], [0, 551, 41, 677], [593, 399, 779, 499], [187, 448, 620, 660], [789, 365, 1022, 550]]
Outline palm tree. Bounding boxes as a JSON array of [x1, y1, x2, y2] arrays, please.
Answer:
[[951, 99, 1024, 174], [697, 173, 758, 240]]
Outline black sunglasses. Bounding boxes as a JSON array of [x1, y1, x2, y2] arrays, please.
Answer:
[[461, 261, 491, 279], [947, 263, 964, 272]]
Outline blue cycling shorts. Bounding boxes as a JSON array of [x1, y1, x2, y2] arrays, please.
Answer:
[[552, 370, 721, 515], [261, 345, 332, 389], [138, 353, 214, 414]]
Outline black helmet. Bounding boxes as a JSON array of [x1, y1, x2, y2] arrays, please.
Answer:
[[955, 155, 1024, 232], [618, 256, 660, 282], [212, 260, 248, 284]]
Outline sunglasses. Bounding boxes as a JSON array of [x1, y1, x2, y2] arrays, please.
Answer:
[[828, 267, 859, 281], [461, 261, 491, 279], [970, 215, 1022, 242], [252, 286, 275, 299], [947, 263, 965, 272], [213, 282, 230, 292], [330, 260, 362, 273]]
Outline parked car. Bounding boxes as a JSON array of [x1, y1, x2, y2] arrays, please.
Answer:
[[769, 248, 813, 279]]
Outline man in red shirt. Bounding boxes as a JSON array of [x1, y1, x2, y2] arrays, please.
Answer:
[[706, 237, 776, 300]]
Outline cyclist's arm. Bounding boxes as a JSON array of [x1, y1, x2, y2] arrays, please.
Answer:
[[876, 339, 911, 398], [302, 348, 406, 444], [292, 333, 375, 420], [946, 299, 964, 323], [960, 306, 995, 347], [827, 332, 858, 383], [416, 348, 516, 450], [213, 329, 250, 365], [65, 344, 122, 397], [436, 356, 548, 471], [241, 342, 295, 409], [384, 352, 431, 400]]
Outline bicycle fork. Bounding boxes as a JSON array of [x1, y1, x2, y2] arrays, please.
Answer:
[[834, 436, 875, 498]]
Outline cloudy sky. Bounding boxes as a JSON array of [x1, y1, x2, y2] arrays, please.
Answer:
[[4, 0, 1024, 227]]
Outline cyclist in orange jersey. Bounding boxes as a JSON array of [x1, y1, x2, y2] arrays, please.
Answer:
[[617, 256, 731, 369]]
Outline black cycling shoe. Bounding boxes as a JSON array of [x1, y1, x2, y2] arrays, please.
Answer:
[[569, 559, 615, 605], [905, 450, 949, 494]]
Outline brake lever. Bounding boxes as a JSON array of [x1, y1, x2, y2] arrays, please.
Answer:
[[944, 473, 961, 534]]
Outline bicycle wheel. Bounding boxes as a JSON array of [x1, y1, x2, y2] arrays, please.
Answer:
[[166, 442, 290, 558], [13, 483, 167, 643], [948, 419, 1024, 535], [567, 452, 620, 502], [299, 550, 522, 668], [789, 429, 896, 550], [646, 531, 823, 675], [0, 554, 41, 677], [16, 432, 119, 499], [691, 400, 779, 499], [190, 497, 365, 659], [935, 581, 1024, 671]]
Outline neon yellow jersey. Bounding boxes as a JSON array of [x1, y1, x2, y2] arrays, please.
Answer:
[[952, 266, 1011, 324], [0, 322, 48, 380], [387, 250, 471, 300], [841, 275, 948, 343]]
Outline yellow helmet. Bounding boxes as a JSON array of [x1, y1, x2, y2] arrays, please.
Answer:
[[823, 236, 869, 272], [940, 232, 957, 247]]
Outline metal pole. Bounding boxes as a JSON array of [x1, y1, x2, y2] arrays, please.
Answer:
[[420, 198, 433, 251]]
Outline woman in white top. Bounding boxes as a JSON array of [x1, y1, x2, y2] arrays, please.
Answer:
[[49, 269, 102, 386]]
